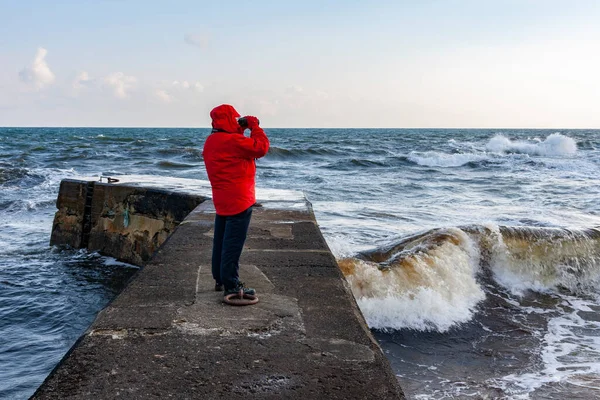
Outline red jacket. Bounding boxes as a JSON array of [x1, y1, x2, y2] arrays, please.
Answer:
[[203, 104, 270, 216]]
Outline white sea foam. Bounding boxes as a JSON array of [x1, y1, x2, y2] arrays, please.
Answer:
[[342, 228, 485, 331], [356, 285, 484, 332], [1, 167, 77, 213], [103, 257, 139, 269], [499, 295, 600, 398], [407, 151, 488, 167], [406, 133, 577, 168], [476, 226, 600, 397], [486, 133, 577, 156], [326, 234, 363, 259]]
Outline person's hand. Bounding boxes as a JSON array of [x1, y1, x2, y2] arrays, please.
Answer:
[[243, 116, 260, 130]]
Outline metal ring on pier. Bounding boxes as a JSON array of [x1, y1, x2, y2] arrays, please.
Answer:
[[99, 176, 120, 183], [223, 290, 259, 306]]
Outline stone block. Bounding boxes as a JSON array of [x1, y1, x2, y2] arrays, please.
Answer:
[[50, 179, 92, 248]]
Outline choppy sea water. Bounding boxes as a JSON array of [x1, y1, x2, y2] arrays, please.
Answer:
[[1, 128, 599, 399]]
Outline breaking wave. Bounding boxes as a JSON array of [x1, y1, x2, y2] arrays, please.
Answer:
[[339, 228, 484, 332], [406, 133, 578, 168], [339, 225, 600, 332], [486, 133, 577, 156]]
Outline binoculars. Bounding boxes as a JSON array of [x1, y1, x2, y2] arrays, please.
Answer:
[[238, 117, 259, 129]]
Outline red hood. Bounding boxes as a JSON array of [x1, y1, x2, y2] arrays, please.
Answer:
[[210, 104, 241, 133]]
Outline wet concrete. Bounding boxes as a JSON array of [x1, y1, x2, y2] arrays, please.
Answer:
[[34, 188, 404, 399]]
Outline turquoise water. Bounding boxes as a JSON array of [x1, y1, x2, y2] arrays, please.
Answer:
[[1, 128, 599, 399]]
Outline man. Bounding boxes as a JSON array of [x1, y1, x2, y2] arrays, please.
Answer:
[[202, 104, 270, 299]]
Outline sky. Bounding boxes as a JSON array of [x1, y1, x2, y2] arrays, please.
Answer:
[[1, 0, 599, 128]]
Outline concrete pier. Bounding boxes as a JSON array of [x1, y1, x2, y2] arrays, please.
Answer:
[[34, 177, 404, 399]]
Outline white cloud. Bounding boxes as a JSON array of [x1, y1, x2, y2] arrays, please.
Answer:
[[19, 47, 55, 89], [104, 72, 136, 99], [173, 80, 190, 89], [184, 33, 209, 49], [172, 80, 203, 92], [72, 71, 92, 90], [155, 89, 174, 103]]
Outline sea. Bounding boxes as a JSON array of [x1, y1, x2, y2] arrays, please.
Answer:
[[1, 127, 599, 399]]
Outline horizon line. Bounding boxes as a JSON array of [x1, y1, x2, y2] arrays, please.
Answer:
[[1, 126, 599, 130]]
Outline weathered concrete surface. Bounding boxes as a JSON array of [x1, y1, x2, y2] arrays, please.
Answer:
[[37, 190, 404, 399], [50, 179, 206, 265], [49, 179, 90, 248]]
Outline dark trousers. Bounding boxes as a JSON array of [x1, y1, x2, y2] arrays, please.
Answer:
[[212, 207, 253, 290]]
